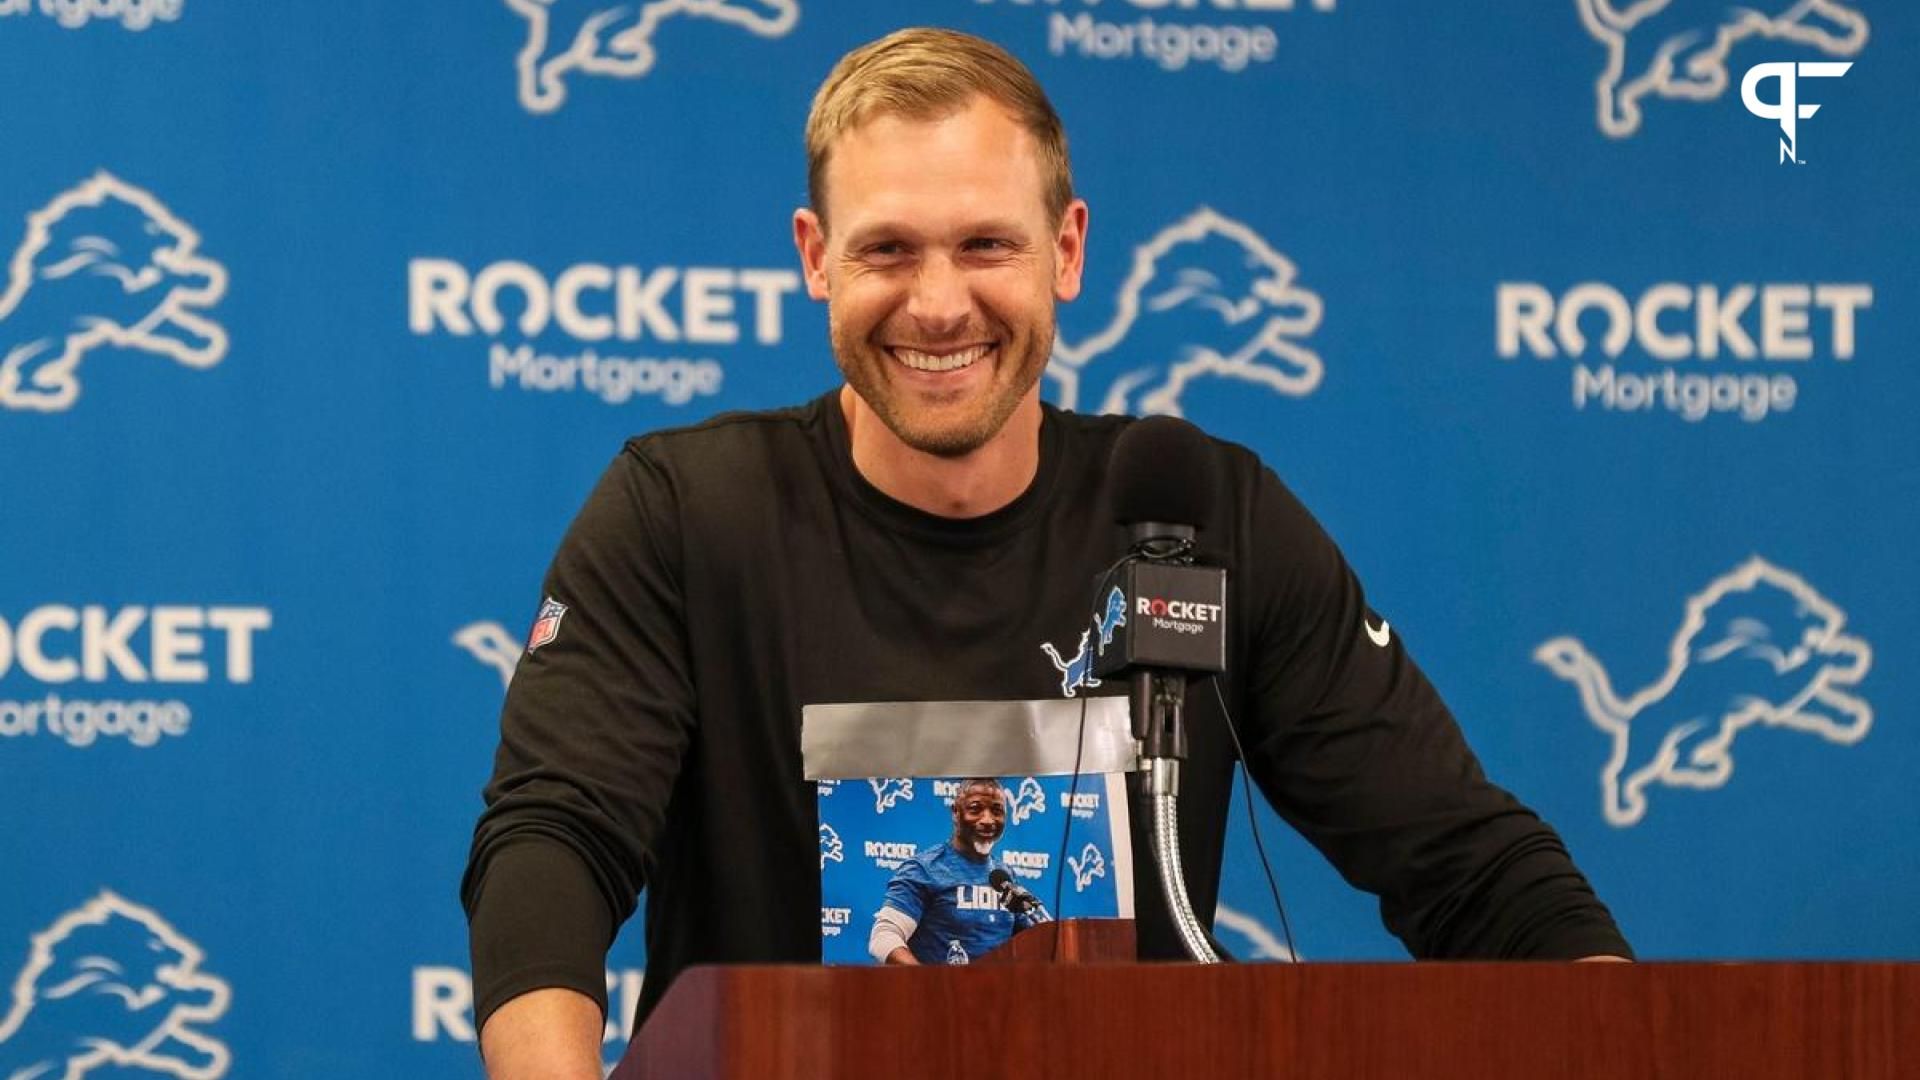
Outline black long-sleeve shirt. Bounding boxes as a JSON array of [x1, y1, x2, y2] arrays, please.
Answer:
[[463, 392, 1630, 1033]]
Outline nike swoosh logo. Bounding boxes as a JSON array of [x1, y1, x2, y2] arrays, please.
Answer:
[[1365, 618, 1391, 648]]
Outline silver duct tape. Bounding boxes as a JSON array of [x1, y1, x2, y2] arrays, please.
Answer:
[[801, 697, 1137, 780]]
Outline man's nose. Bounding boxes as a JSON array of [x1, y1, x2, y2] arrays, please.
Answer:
[[906, 256, 971, 334]]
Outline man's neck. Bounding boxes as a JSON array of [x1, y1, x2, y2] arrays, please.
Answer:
[[840, 385, 1042, 518]]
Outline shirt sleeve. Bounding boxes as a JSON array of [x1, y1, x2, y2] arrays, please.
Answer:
[[1236, 463, 1631, 960], [880, 857, 935, 923], [461, 443, 698, 1030]]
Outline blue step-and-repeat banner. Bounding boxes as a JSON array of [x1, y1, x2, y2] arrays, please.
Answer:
[[3, 1, 1916, 1075]]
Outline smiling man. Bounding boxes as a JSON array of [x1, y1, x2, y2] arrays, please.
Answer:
[[792, 41, 1086, 516], [464, 28, 1629, 1080], [868, 779, 1046, 967]]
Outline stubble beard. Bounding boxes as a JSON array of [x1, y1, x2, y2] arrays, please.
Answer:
[[832, 310, 1054, 459]]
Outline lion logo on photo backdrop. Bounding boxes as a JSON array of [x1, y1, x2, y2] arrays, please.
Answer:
[[1576, 0, 1867, 138], [1, 172, 227, 412], [0, 891, 231, 1079], [1066, 842, 1106, 892], [869, 777, 913, 813], [1535, 556, 1872, 827], [508, 0, 799, 113], [1046, 206, 1323, 418], [1009, 777, 1047, 825]]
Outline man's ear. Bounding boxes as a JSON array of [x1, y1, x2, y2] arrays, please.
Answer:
[[1053, 199, 1089, 303], [793, 208, 830, 301]]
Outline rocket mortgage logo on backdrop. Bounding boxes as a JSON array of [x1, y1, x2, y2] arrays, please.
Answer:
[[506, 0, 801, 113], [0, 0, 186, 31], [1494, 279, 1871, 422], [0, 604, 271, 749], [971, 0, 1337, 76], [1575, 0, 1867, 139], [1, 172, 228, 413], [1534, 556, 1873, 827], [408, 255, 800, 408]]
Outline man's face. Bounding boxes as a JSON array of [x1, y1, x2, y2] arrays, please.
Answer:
[[951, 783, 1007, 855], [794, 96, 1087, 457]]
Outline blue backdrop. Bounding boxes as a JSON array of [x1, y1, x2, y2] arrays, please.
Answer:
[[3, 2, 1915, 1076]]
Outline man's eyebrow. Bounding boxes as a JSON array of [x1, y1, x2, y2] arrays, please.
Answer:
[[841, 220, 1033, 248]]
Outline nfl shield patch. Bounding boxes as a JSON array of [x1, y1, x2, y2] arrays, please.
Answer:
[[527, 597, 568, 651]]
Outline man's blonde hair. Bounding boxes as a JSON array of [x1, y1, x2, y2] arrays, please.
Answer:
[[805, 27, 1073, 230]]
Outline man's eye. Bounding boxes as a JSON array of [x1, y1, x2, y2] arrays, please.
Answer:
[[965, 238, 1010, 252]]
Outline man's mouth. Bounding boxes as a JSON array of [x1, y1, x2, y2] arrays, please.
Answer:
[[889, 343, 993, 373]]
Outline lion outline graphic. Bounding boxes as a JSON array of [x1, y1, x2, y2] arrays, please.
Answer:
[[1576, 0, 1868, 138], [454, 621, 523, 690], [0, 890, 231, 1080], [1536, 555, 1872, 827], [818, 824, 844, 869], [1008, 777, 1047, 826], [508, 0, 800, 114], [1067, 842, 1106, 893], [0, 172, 227, 413], [1047, 205, 1323, 418], [868, 777, 913, 814]]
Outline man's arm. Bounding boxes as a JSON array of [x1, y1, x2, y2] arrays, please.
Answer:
[[462, 444, 699, 1050], [479, 988, 603, 1080], [1234, 460, 1631, 960], [871, 860, 933, 964], [869, 904, 921, 965]]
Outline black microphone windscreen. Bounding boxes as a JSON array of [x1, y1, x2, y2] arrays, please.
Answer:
[[988, 868, 1012, 890], [1110, 416, 1214, 528]]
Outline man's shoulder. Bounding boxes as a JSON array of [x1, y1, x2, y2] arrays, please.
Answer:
[[604, 397, 839, 498], [1046, 404, 1271, 484], [622, 396, 829, 463], [888, 843, 949, 882]]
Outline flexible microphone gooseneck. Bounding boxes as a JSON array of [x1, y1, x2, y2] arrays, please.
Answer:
[[1098, 417, 1227, 964]]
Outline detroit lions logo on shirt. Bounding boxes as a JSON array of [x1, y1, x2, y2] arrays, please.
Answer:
[[1040, 589, 1129, 697]]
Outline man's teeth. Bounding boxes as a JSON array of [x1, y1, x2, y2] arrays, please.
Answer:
[[894, 344, 990, 372]]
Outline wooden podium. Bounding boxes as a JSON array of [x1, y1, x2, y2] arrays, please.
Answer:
[[611, 922, 1916, 1079]]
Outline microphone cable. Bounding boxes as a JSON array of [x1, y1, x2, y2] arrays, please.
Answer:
[[1050, 549, 1134, 962], [1047, 551, 1301, 964], [1208, 675, 1299, 962]]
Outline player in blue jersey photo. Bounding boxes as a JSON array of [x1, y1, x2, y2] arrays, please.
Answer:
[[868, 777, 1050, 964]]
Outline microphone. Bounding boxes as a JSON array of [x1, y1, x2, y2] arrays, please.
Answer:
[[989, 867, 1050, 921], [1109, 415, 1214, 547], [1096, 417, 1228, 753], [1095, 416, 1226, 964]]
